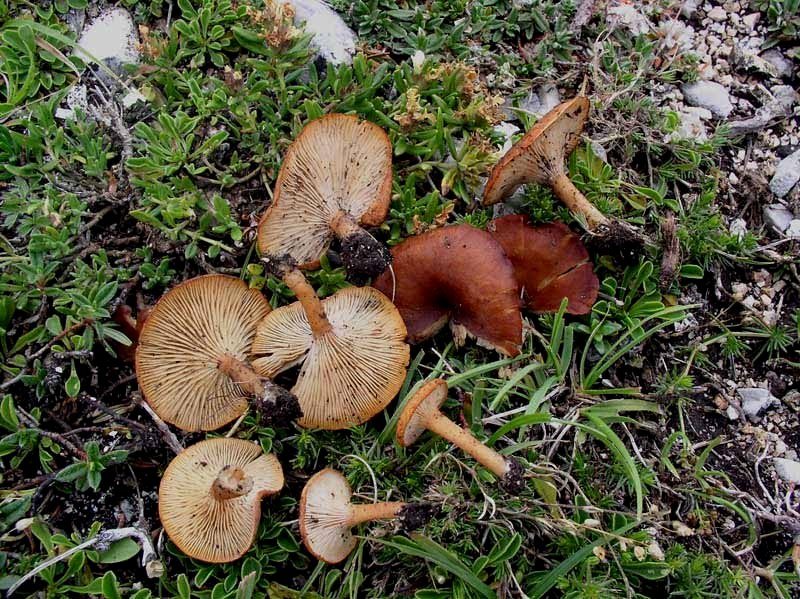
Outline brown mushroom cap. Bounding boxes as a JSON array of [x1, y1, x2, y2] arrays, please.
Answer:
[[257, 114, 393, 269], [488, 215, 599, 314], [299, 468, 357, 564], [396, 379, 448, 447], [251, 286, 409, 429], [135, 275, 271, 432], [158, 438, 284, 563], [483, 96, 590, 206], [372, 224, 522, 357]]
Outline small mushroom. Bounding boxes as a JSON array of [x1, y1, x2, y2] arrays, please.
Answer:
[[397, 379, 525, 493], [158, 437, 284, 563], [372, 224, 522, 356], [135, 275, 300, 432], [488, 215, 599, 314], [257, 113, 393, 282], [482, 97, 642, 247], [299, 468, 433, 564], [251, 267, 409, 429]]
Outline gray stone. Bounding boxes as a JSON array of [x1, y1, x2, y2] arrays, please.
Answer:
[[681, 0, 700, 18], [741, 12, 760, 31], [787, 220, 800, 238], [707, 6, 727, 21], [290, 0, 357, 65], [737, 387, 779, 421], [763, 204, 794, 232], [517, 84, 561, 119], [607, 3, 651, 35], [727, 85, 797, 136], [773, 458, 800, 484], [77, 8, 140, 72], [732, 44, 780, 78], [681, 81, 733, 118], [769, 149, 800, 198], [761, 49, 793, 78]]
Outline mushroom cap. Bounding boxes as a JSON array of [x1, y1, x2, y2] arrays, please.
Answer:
[[396, 379, 448, 447], [488, 215, 599, 314], [251, 286, 409, 429], [483, 96, 590, 205], [257, 114, 393, 268], [372, 224, 522, 357], [158, 438, 284, 563], [299, 468, 356, 564], [135, 275, 271, 432]]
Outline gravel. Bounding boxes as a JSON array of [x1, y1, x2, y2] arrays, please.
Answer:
[[769, 149, 800, 198], [763, 204, 794, 233], [737, 387, 780, 421]]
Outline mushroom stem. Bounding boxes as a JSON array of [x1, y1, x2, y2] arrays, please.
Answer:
[[348, 501, 406, 526], [330, 210, 361, 238], [424, 411, 509, 478], [211, 466, 254, 500], [283, 268, 333, 338], [551, 173, 610, 231], [218, 354, 265, 396]]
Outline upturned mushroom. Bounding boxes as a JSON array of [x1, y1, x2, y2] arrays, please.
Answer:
[[251, 265, 409, 430], [372, 224, 522, 357], [397, 379, 525, 493], [299, 468, 434, 564], [257, 113, 393, 282], [488, 215, 599, 314], [159, 437, 284, 563], [135, 274, 300, 432], [482, 96, 642, 247]]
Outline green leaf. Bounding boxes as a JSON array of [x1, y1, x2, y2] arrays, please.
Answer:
[[177, 573, 191, 599], [680, 264, 704, 279], [65, 362, 80, 398], [101, 571, 121, 599], [236, 572, 257, 599], [371, 535, 494, 598], [97, 537, 140, 564], [0, 395, 19, 431]]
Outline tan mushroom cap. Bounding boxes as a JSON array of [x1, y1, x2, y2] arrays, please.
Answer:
[[251, 286, 409, 429], [158, 438, 284, 563], [483, 96, 590, 205], [299, 468, 357, 564], [396, 379, 448, 447], [135, 275, 271, 432], [257, 113, 393, 268]]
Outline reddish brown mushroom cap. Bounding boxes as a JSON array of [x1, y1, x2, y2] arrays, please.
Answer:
[[483, 96, 590, 206], [488, 215, 599, 314], [372, 224, 522, 357]]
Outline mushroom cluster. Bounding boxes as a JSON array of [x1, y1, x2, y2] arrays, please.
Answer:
[[145, 106, 611, 567]]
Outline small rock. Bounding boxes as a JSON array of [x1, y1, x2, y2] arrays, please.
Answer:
[[729, 217, 748, 240], [737, 387, 779, 421], [607, 2, 651, 35], [668, 106, 712, 141], [773, 458, 800, 484], [515, 83, 561, 119], [728, 85, 798, 136], [761, 49, 793, 78], [290, 0, 357, 65], [590, 140, 608, 163], [726, 405, 739, 420], [741, 12, 760, 31], [77, 8, 140, 73], [769, 149, 800, 198], [707, 6, 727, 21], [681, 0, 700, 17], [658, 19, 695, 51], [681, 81, 733, 118], [787, 220, 800, 238], [493, 122, 520, 153], [763, 204, 794, 232], [732, 44, 780, 78]]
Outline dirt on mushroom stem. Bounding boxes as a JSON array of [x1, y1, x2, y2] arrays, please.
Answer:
[[396, 503, 440, 533], [254, 379, 303, 425], [498, 459, 526, 495], [338, 229, 392, 284]]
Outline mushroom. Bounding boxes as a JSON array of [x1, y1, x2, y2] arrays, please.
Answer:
[[159, 437, 284, 563], [299, 468, 434, 564], [488, 215, 599, 314], [397, 379, 525, 493], [257, 113, 393, 282], [135, 274, 300, 432], [250, 266, 409, 430], [482, 96, 642, 247], [371, 224, 522, 357]]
